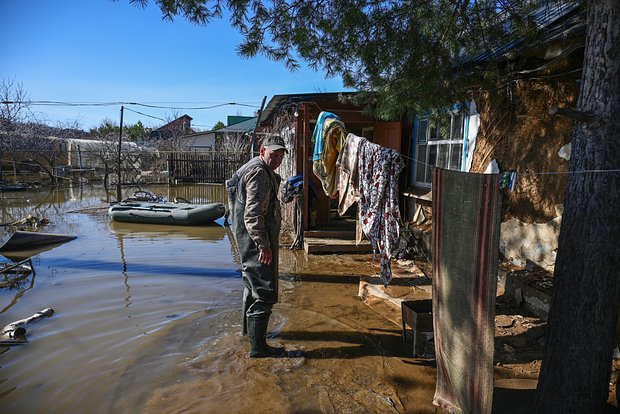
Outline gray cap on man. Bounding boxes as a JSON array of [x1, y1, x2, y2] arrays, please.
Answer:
[[261, 135, 288, 153]]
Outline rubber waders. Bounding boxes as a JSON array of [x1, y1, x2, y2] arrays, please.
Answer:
[[242, 288, 252, 336], [247, 317, 284, 358]]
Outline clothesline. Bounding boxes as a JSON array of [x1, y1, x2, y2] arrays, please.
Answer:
[[398, 152, 620, 176]]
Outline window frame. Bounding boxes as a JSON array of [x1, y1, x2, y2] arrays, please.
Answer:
[[412, 109, 466, 188]]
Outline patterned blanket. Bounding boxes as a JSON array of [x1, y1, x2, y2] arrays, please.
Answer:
[[357, 140, 404, 286]]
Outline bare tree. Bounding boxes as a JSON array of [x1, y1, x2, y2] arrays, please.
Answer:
[[262, 111, 296, 179], [0, 78, 33, 182], [0, 77, 31, 130], [150, 110, 191, 151], [87, 119, 157, 193], [19, 124, 64, 185], [88, 129, 121, 191], [218, 131, 251, 153]]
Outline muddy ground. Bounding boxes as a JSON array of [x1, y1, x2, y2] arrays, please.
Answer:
[[67, 206, 618, 411], [132, 249, 619, 413]]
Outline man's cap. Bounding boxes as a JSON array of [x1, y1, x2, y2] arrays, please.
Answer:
[[261, 135, 288, 153]]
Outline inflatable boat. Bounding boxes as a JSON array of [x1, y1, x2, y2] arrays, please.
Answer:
[[108, 200, 225, 226]]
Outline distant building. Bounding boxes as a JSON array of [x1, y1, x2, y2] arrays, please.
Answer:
[[149, 114, 194, 140], [176, 116, 257, 152]]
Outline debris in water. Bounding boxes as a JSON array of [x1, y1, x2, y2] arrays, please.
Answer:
[[1, 308, 55, 346], [1, 214, 50, 230]]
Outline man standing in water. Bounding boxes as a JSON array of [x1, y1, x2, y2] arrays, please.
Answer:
[[227, 135, 287, 358]]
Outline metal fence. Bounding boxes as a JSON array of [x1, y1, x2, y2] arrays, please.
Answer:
[[166, 151, 249, 184]]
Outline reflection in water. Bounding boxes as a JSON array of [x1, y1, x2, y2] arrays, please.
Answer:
[[0, 273, 35, 314], [115, 230, 131, 307], [108, 220, 227, 242], [116, 231, 128, 273], [42, 257, 240, 278]]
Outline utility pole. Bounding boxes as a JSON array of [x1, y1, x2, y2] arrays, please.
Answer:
[[251, 96, 267, 158], [116, 105, 124, 202]]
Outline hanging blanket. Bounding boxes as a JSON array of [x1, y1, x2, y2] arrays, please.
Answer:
[[312, 118, 347, 197], [357, 140, 404, 286], [311, 111, 340, 161], [336, 133, 367, 215], [431, 168, 501, 414]]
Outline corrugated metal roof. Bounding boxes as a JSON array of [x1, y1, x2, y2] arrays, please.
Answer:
[[227, 115, 255, 126], [215, 116, 257, 133], [464, 1, 584, 65], [259, 92, 357, 126]]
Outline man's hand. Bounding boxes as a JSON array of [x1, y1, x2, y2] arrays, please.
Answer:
[[258, 245, 273, 265]]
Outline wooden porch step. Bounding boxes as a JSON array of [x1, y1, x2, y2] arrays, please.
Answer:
[[303, 233, 372, 254], [303, 230, 356, 238]]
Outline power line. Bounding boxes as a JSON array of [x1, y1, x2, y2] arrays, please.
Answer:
[[132, 102, 258, 110], [1, 100, 260, 111], [123, 107, 166, 122]]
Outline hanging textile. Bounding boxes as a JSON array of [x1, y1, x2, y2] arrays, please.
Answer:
[[357, 140, 404, 286], [432, 168, 502, 414], [465, 100, 480, 172], [312, 117, 347, 197], [335, 133, 367, 215], [311, 111, 340, 161], [281, 174, 304, 249]]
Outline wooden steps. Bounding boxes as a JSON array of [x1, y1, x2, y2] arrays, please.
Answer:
[[303, 230, 372, 254]]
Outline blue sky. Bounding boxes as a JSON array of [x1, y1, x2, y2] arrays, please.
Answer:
[[2, 0, 348, 131]]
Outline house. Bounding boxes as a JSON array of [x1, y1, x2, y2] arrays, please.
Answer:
[[166, 116, 256, 184], [176, 116, 257, 152], [149, 114, 194, 141], [176, 130, 216, 152], [214, 116, 257, 152], [405, 1, 586, 269], [257, 92, 413, 252], [256, 2, 585, 267]]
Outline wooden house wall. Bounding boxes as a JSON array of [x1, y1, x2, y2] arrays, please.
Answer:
[[261, 95, 414, 238]]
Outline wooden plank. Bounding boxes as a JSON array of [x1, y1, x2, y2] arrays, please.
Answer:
[[304, 237, 372, 254], [303, 230, 356, 239]]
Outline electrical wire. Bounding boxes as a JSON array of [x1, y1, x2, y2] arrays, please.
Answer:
[[123, 107, 166, 122], [1, 100, 260, 111], [397, 149, 620, 177]]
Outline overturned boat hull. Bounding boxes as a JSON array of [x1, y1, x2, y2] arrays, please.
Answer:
[[108, 201, 226, 226], [0, 231, 77, 261]]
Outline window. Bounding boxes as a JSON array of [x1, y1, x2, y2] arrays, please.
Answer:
[[361, 127, 374, 140], [413, 110, 465, 187]]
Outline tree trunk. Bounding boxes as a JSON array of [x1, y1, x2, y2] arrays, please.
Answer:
[[534, 2, 620, 412]]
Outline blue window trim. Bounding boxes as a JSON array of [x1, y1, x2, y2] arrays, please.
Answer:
[[462, 115, 470, 171], [410, 104, 470, 185], [409, 118, 419, 186]]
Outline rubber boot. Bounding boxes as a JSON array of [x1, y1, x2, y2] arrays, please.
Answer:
[[242, 309, 248, 336], [247, 317, 284, 358], [241, 288, 252, 336]]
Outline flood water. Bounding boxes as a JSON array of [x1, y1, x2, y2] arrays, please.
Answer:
[[0, 184, 437, 413]]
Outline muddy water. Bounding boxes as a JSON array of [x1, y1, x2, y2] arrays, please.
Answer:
[[0, 184, 436, 413]]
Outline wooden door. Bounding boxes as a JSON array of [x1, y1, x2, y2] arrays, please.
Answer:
[[374, 121, 402, 152]]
